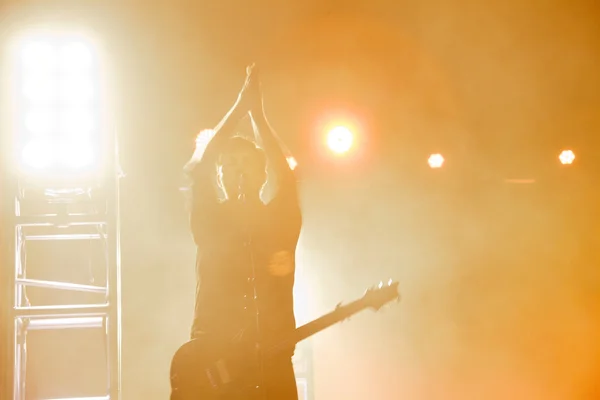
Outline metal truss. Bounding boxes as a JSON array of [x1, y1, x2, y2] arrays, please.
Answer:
[[10, 159, 122, 399], [293, 340, 314, 400]]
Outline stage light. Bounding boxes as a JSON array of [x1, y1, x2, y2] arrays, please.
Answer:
[[326, 126, 353, 154], [60, 108, 95, 136], [24, 109, 56, 136], [58, 140, 95, 169], [60, 41, 94, 71], [7, 31, 121, 400], [20, 41, 57, 71], [21, 139, 54, 169], [428, 153, 444, 169], [22, 77, 58, 104], [14, 34, 100, 173], [60, 76, 95, 104], [559, 150, 575, 165]]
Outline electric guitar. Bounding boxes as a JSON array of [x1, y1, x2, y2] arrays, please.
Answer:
[[169, 280, 400, 399]]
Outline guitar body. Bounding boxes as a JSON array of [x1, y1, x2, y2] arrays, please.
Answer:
[[169, 280, 400, 399], [170, 338, 264, 400]]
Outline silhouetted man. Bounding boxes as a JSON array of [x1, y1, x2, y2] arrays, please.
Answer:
[[183, 65, 301, 399]]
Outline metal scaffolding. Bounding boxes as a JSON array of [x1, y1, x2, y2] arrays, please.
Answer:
[[10, 153, 122, 399], [293, 340, 314, 400]]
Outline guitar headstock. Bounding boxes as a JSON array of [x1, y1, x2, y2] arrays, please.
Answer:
[[362, 279, 400, 311]]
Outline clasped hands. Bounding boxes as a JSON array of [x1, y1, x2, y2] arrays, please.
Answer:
[[234, 63, 264, 117]]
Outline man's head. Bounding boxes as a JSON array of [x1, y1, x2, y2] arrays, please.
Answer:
[[217, 136, 267, 200]]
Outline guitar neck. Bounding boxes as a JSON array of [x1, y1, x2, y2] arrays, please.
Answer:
[[265, 297, 370, 358]]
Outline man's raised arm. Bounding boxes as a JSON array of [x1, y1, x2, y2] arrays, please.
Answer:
[[247, 68, 298, 206], [189, 69, 253, 178], [187, 68, 253, 244]]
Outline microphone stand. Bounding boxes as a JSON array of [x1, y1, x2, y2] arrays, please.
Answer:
[[238, 177, 266, 399]]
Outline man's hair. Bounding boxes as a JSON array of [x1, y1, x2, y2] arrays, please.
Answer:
[[182, 134, 268, 207], [184, 134, 266, 176], [218, 136, 267, 170]]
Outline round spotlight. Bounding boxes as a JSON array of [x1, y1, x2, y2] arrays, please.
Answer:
[[20, 41, 57, 71], [58, 141, 95, 168], [60, 76, 95, 104], [428, 153, 445, 169], [22, 76, 58, 104], [59, 41, 93, 71], [327, 126, 353, 154], [21, 139, 54, 169], [559, 150, 575, 165], [24, 109, 57, 136], [59, 108, 95, 136]]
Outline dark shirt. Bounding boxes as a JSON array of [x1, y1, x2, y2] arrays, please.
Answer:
[[189, 173, 302, 347]]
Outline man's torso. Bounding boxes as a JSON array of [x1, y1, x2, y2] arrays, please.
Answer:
[[192, 200, 299, 344]]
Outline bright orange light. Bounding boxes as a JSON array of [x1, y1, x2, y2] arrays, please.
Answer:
[[559, 149, 575, 165], [326, 126, 353, 154], [428, 153, 445, 169]]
